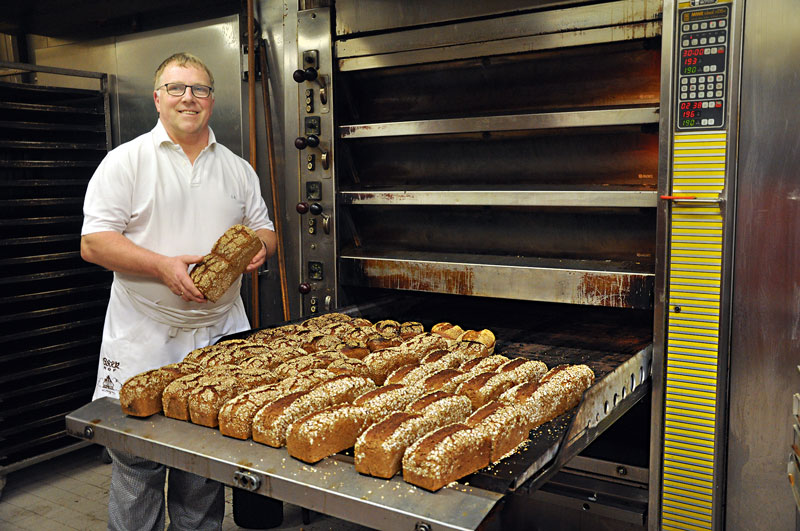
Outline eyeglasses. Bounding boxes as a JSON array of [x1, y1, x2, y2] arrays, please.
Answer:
[[158, 82, 214, 98]]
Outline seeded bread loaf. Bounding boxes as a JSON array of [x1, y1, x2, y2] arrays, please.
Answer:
[[354, 412, 434, 478], [466, 401, 530, 462], [415, 369, 472, 394], [500, 364, 594, 429], [218, 384, 281, 439], [455, 359, 547, 409], [187, 368, 274, 427], [460, 354, 510, 375], [401, 333, 450, 361], [352, 384, 423, 424], [119, 362, 201, 417], [363, 346, 419, 385], [286, 404, 372, 463], [162, 366, 236, 420], [353, 391, 475, 479], [401, 423, 490, 491], [190, 224, 262, 302]]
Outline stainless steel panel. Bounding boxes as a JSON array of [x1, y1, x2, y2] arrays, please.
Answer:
[[340, 189, 658, 208], [339, 252, 653, 309], [66, 398, 503, 531], [339, 22, 661, 72], [335, 0, 589, 36], [649, 0, 675, 527], [339, 108, 659, 139], [726, 0, 800, 529], [115, 17, 243, 150], [336, 0, 662, 59]]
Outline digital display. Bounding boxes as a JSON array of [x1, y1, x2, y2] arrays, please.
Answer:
[[675, 5, 730, 131], [680, 47, 725, 75]]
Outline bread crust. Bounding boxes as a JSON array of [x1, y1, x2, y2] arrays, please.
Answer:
[[353, 384, 423, 424], [120, 362, 200, 417], [286, 405, 372, 463], [218, 383, 280, 439], [430, 322, 464, 340], [190, 224, 262, 302], [363, 346, 419, 385], [354, 412, 432, 478], [401, 424, 490, 491], [416, 369, 472, 394], [466, 401, 530, 462], [505, 364, 595, 428]]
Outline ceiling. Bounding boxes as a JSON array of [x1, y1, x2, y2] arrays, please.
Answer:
[[0, 0, 243, 39]]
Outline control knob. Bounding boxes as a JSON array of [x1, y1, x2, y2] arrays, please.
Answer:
[[296, 202, 309, 214], [309, 203, 323, 215], [298, 282, 311, 294], [292, 67, 318, 83], [294, 135, 320, 150]]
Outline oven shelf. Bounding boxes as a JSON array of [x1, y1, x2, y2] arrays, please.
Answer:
[[339, 250, 654, 309], [338, 107, 658, 139], [339, 187, 658, 208]]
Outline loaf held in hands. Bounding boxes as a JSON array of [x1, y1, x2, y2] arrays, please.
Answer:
[[190, 224, 262, 302]]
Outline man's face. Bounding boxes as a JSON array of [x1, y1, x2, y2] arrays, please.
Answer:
[[153, 63, 214, 141]]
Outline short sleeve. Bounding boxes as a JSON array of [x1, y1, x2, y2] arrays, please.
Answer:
[[81, 149, 135, 236], [240, 161, 275, 233]]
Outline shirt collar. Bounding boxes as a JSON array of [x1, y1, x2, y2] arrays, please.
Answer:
[[152, 120, 217, 151]]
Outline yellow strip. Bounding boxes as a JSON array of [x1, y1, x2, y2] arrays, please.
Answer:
[[663, 498, 713, 515], [663, 488, 713, 505], [664, 454, 716, 471], [663, 478, 713, 495], [664, 446, 716, 462]]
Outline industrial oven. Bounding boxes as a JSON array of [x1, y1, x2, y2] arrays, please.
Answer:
[[65, 0, 800, 529]]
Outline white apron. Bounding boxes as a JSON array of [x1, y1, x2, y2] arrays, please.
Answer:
[[92, 278, 250, 400]]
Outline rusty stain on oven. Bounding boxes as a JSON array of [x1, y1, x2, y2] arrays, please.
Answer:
[[359, 259, 476, 295], [577, 272, 652, 309]]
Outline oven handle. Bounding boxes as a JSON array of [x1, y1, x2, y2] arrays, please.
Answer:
[[660, 194, 726, 204]]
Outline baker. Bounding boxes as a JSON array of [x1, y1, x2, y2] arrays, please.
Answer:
[[81, 52, 277, 530]]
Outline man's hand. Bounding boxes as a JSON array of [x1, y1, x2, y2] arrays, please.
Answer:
[[81, 231, 207, 302], [244, 240, 267, 273], [156, 255, 207, 303]]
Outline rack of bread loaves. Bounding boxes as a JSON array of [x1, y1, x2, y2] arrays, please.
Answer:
[[67, 307, 652, 530]]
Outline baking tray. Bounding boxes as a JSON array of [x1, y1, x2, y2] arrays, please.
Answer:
[[67, 296, 652, 529]]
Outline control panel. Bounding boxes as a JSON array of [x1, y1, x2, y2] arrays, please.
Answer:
[[676, 5, 730, 130], [294, 9, 336, 316]]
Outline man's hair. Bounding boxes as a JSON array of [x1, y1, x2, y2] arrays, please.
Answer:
[[153, 52, 215, 90]]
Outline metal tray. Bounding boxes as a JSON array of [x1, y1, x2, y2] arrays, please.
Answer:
[[66, 298, 652, 529]]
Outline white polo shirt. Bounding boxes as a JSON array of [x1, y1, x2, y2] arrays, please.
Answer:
[[83, 120, 275, 398]]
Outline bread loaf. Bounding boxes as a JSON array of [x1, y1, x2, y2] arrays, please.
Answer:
[[326, 357, 373, 381], [253, 375, 377, 447], [499, 358, 548, 382], [301, 312, 352, 330], [385, 362, 442, 387], [366, 334, 403, 352], [448, 340, 490, 362], [218, 384, 280, 439], [458, 329, 496, 354], [188, 368, 274, 427], [162, 366, 235, 420], [466, 401, 530, 462], [456, 359, 547, 409], [363, 346, 419, 385], [247, 323, 308, 343], [401, 333, 450, 361], [399, 321, 424, 340], [460, 354, 510, 375], [401, 424, 490, 491], [353, 384, 423, 424], [286, 405, 372, 463], [238, 345, 307, 370], [501, 364, 594, 429], [336, 339, 370, 360], [416, 369, 472, 394], [182, 340, 248, 365], [354, 412, 433, 478], [430, 322, 464, 340], [190, 224, 262, 302], [272, 352, 344, 379], [120, 362, 200, 417], [374, 319, 401, 336], [419, 349, 464, 371], [406, 391, 473, 425]]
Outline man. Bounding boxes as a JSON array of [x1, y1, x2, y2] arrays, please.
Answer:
[[81, 52, 277, 530]]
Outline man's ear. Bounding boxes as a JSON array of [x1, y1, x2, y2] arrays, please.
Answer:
[[153, 90, 161, 114]]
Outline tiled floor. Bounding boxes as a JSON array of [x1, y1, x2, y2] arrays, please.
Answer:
[[0, 444, 372, 530]]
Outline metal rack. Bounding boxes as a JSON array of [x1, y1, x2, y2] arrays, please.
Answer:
[[0, 62, 111, 477]]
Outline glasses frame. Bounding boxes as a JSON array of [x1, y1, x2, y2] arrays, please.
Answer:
[[157, 82, 214, 98]]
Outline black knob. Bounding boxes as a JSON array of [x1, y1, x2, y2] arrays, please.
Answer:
[[296, 202, 309, 214], [309, 203, 323, 215], [294, 137, 308, 150], [303, 67, 318, 81], [306, 134, 320, 148], [299, 282, 311, 294], [292, 67, 318, 83]]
